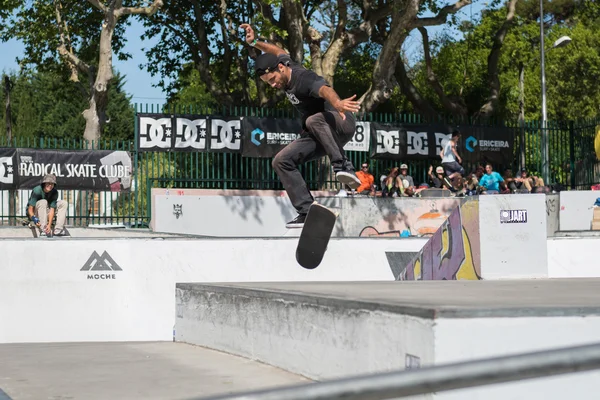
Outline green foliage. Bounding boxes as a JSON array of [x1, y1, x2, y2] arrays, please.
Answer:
[[1, 70, 134, 142], [408, 1, 600, 120], [165, 64, 219, 109], [0, 1, 132, 73], [111, 153, 178, 219]]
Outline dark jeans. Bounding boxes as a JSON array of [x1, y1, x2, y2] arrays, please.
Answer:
[[272, 110, 356, 214], [442, 161, 465, 176]]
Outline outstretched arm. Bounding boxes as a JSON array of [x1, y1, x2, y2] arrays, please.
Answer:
[[240, 24, 287, 56], [318, 86, 361, 120]]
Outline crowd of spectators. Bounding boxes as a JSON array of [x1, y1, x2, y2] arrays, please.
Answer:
[[345, 130, 550, 198]]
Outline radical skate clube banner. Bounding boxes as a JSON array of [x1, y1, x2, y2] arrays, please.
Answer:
[[0, 148, 133, 192]]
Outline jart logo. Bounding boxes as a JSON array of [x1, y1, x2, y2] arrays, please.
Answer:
[[500, 209, 528, 224], [251, 128, 265, 146], [465, 136, 478, 152]]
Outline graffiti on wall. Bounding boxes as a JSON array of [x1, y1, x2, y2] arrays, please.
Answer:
[[357, 199, 462, 238], [546, 197, 557, 216], [399, 200, 481, 280]]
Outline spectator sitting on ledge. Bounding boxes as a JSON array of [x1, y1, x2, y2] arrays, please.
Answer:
[[478, 163, 506, 195]]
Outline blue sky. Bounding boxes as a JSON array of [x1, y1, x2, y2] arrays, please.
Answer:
[[0, 1, 488, 106]]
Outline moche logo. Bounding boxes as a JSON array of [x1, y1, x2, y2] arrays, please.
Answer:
[[81, 251, 122, 280]]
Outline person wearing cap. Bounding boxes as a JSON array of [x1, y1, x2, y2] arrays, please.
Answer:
[[240, 23, 362, 228], [440, 130, 465, 180], [428, 165, 446, 189], [513, 168, 534, 193], [398, 164, 415, 196], [26, 174, 68, 236], [355, 162, 376, 195]]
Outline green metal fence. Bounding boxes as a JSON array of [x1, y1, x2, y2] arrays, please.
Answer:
[[1, 104, 599, 227]]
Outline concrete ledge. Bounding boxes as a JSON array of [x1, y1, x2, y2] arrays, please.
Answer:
[[174, 281, 600, 399], [175, 283, 435, 381]]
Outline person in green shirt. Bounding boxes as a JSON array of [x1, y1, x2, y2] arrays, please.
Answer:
[[27, 174, 68, 236]]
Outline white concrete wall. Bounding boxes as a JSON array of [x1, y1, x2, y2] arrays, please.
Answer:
[[546, 193, 559, 236], [153, 194, 299, 237], [559, 190, 600, 231], [434, 316, 600, 400], [0, 237, 425, 343], [478, 194, 548, 279], [152, 191, 463, 238], [175, 285, 435, 383], [547, 238, 600, 278]]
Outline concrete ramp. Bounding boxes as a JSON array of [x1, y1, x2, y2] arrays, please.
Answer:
[[174, 280, 600, 400], [0, 236, 426, 343], [402, 194, 550, 280]]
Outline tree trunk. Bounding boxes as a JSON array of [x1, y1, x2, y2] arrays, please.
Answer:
[[395, 59, 439, 118], [360, 0, 421, 112], [4, 76, 12, 143], [4, 75, 17, 226], [418, 27, 468, 117], [518, 61, 526, 170], [82, 11, 116, 148], [475, 0, 519, 119]]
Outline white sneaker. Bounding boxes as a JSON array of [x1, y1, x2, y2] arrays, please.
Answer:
[[336, 171, 361, 189]]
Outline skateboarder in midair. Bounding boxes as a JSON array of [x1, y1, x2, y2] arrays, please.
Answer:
[[240, 23, 362, 228]]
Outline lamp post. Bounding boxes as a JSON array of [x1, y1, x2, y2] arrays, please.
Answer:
[[539, 0, 572, 184], [540, 0, 548, 184]]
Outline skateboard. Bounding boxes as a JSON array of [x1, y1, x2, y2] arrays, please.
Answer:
[[295, 202, 338, 269], [19, 218, 70, 238], [19, 218, 40, 238]]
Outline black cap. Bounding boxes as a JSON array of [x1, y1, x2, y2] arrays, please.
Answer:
[[255, 53, 281, 76]]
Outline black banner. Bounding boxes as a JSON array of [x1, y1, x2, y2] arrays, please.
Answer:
[[241, 116, 302, 158], [370, 123, 515, 164], [0, 149, 133, 192], [208, 116, 242, 153], [369, 122, 412, 160], [457, 125, 515, 165], [136, 113, 515, 164], [0, 148, 17, 190], [137, 113, 241, 153], [137, 113, 210, 152]]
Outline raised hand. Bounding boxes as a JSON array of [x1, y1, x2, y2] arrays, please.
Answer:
[[335, 95, 361, 120], [239, 23, 255, 45]]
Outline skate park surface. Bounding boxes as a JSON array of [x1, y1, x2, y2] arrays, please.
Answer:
[[1, 191, 600, 399]]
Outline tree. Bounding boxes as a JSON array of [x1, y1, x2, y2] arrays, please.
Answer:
[[140, 0, 473, 113], [0, 0, 163, 146], [1, 70, 134, 143]]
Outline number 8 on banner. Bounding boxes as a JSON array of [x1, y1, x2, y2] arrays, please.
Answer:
[[343, 121, 370, 152]]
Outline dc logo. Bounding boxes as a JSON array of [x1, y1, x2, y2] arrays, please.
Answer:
[[211, 119, 241, 150], [376, 130, 400, 155], [251, 128, 265, 146], [407, 131, 428, 155], [0, 157, 14, 184], [466, 136, 478, 152], [174, 118, 207, 150], [139, 117, 172, 149]]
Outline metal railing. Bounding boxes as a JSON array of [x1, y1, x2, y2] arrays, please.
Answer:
[[195, 342, 600, 400], [1, 105, 599, 225]]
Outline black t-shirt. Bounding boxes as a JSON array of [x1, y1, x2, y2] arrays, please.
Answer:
[[279, 55, 336, 128]]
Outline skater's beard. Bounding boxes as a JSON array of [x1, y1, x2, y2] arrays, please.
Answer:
[[260, 69, 290, 90]]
